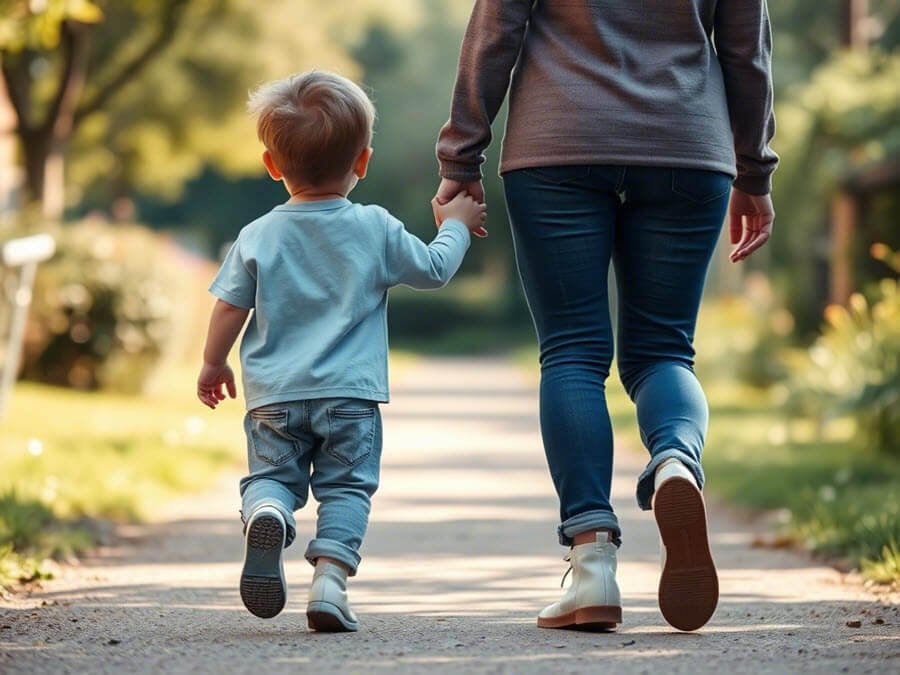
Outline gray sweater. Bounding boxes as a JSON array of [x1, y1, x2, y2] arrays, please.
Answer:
[[437, 0, 778, 195]]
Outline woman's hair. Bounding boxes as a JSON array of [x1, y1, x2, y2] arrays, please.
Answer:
[[248, 71, 375, 186]]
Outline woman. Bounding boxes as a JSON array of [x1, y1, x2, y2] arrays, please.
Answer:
[[435, 0, 777, 632]]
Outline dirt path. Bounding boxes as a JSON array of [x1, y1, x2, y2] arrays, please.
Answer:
[[2, 357, 897, 673]]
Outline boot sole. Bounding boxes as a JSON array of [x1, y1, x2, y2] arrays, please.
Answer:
[[240, 514, 286, 619], [654, 477, 718, 631], [537, 605, 621, 631], [307, 601, 359, 632]]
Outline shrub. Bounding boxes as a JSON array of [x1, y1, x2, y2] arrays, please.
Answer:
[[19, 219, 205, 393], [696, 274, 794, 388], [790, 247, 900, 457]]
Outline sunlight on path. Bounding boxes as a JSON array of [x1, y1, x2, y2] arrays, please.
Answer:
[[1, 357, 896, 674]]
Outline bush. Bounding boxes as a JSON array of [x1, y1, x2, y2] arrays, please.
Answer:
[[790, 247, 900, 457], [694, 275, 794, 388], [18, 219, 206, 393]]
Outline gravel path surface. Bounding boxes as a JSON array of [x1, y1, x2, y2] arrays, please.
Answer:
[[2, 357, 897, 673]]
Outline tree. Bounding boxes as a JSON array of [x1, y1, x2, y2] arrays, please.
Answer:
[[0, 0, 193, 219], [0, 0, 417, 221]]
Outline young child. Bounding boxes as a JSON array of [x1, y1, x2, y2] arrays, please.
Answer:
[[196, 71, 485, 632]]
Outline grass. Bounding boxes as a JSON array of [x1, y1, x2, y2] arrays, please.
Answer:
[[512, 297, 900, 583], [0, 353, 426, 590], [696, 380, 900, 579], [692, 299, 900, 583], [0, 366, 246, 589], [4, 290, 896, 586]]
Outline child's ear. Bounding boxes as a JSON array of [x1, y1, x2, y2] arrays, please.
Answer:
[[262, 150, 283, 181], [353, 147, 374, 179]]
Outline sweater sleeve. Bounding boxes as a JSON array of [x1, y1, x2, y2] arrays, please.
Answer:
[[714, 0, 779, 195], [382, 214, 471, 290], [436, 0, 534, 182]]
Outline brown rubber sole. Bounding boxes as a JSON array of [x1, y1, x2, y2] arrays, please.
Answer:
[[654, 477, 718, 631], [537, 605, 622, 631]]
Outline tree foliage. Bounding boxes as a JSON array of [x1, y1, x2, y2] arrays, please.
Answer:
[[0, 0, 411, 215], [772, 49, 900, 331]]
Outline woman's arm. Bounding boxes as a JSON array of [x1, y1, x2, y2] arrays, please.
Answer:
[[714, 0, 779, 196], [436, 0, 534, 183]]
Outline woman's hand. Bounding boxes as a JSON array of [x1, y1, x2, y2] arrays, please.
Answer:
[[431, 192, 488, 233], [434, 178, 488, 238], [728, 188, 774, 263]]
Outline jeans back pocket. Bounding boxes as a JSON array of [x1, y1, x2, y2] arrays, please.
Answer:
[[326, 406, 377, 467], [248, 407, 303, 466]]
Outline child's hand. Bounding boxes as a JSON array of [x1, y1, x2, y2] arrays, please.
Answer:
[[431, 192, 488, 235], [197, 362, 237, 409]]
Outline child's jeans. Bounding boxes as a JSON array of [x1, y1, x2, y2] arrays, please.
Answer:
[[239, 397, 382, 576]]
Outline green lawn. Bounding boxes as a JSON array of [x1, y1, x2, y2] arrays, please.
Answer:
[[697, 380, 899, 582], [0, 357, 424, 590], [0, 367, 246, 588]]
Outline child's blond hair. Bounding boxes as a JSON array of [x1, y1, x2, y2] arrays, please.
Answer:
[[248, 71, 375, 187]]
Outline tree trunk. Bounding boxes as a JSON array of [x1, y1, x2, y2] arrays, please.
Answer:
[[20, 132, 67, 222], [5, 21, 88, 223], [42, 143, 66, 221], [0, 70, 21, 217], [840, 0, 870, 50], [19, 128, 51, 216], [830, 189, 858, 305]]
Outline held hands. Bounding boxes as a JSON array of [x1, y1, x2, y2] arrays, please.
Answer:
[[728, 188, 775, 263], [431, 191, 488, 235], [197, 362, 237, 409], [433, 178, 488, 238]]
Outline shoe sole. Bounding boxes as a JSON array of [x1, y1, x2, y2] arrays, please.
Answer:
[[654, 477, 718, 631], [537, 605, 621, 631], [307, 601, 359, 632], [240, 514, 286, 619]]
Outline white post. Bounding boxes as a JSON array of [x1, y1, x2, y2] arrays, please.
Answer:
[[0, 234, 55, 418]]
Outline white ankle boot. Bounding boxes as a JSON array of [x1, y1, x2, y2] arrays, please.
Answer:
[[653, 457, 718, 631], [537, 532, 622, 630], [306, 561, 359, 632]]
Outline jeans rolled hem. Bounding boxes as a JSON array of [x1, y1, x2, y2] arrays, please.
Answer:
[[636, 448, 705, 511], [305, 538, 361, 576], [558, 509, 622, 547], [241, 500, 297, 548]]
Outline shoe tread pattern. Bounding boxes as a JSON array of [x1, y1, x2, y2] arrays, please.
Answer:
[[655, 477, 718, 632], [240, 515, 285, 619]]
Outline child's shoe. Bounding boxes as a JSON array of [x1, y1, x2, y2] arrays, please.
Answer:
[[239, 505, 287, 618], [652, 457, 718, 631], [306, 560, 359, 632], [537, 532, 622, 630]]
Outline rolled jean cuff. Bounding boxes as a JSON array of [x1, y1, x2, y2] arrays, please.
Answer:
[[241, 501, 296, 548], [636, 448, 705, 511], [558, 510, 622, 547], [305, 538, 361, 576]]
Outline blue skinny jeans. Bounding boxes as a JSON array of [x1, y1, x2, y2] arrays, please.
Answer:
[[503, 165, 731, 547]]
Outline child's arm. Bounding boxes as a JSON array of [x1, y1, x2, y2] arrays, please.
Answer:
[[383, 193, 485, 290], [197, 299, 250, 409]]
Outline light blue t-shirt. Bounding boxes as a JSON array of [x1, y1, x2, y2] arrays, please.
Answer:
[[209, 198, 470, 409]]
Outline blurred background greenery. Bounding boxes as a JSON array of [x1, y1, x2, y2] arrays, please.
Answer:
[[0, 0, 897, 587]]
